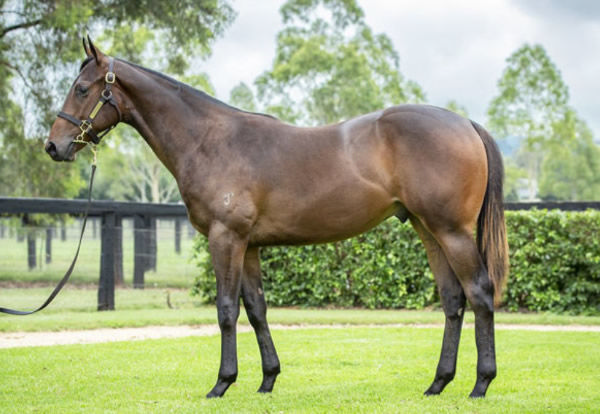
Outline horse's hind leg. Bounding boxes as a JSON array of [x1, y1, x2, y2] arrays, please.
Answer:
[[435, 228, 497, 398], [241, 247, 281, 393], [410, 218, 466, 395]]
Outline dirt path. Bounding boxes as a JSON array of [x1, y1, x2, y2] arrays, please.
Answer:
[[1, 323, 599, 349]]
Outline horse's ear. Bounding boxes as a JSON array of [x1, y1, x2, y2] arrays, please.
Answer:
[[83, 37, 91, 57], [86, 35, 104, 63]]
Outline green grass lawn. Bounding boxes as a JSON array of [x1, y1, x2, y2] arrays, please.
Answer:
[[1, 327, 599, 413], [2, 287, 600, 332]]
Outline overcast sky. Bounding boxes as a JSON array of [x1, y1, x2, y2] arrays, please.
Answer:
[[202, 0, 600, 137]]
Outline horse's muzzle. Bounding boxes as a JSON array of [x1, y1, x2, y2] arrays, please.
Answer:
[[45, 140, 75, 162]]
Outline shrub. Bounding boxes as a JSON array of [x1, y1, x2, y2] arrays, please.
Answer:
[[191, 210, 600, 315], [504, 210, 600, 314]]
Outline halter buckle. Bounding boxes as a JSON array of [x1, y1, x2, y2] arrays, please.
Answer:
[[105, 72, 115, 84], [101, 89, 112, 100], [79, 120, 92, 134]]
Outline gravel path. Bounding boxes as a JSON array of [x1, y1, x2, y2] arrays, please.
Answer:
[[1, 323, 599, 349]]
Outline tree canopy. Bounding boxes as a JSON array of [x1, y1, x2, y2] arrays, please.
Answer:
[[1, 3, 598, 203], [0, 0, 235, 199], [488, 44, 569, 147], [487, 43, 599, 201], [254, 0, 425, 125]]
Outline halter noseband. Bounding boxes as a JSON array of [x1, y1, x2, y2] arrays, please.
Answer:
[[57, 57, 122, 147]]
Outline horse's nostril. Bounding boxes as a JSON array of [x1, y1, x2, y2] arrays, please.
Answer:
[[45, 141, 57, 157], [46, 141, 56, 155]]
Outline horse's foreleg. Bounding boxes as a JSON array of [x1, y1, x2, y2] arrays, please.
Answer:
[[438, 229, 497, 398], [206, 222, 248, 398], [411, 218, 466, 395], [241, 247, 281, 393]]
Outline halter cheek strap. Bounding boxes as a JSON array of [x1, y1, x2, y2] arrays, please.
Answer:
[[57, 57, 122, 146]]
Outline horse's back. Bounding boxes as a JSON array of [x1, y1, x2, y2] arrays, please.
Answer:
[[247, 105, 487, 245]]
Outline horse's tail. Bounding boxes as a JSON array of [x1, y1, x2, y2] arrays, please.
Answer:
[[471, 120, 509, 306]]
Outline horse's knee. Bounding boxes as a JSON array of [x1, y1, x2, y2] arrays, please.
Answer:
[[217, 301, 240, 331]]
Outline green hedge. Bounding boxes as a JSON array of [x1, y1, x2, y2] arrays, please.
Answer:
[[192, 210, 600, 315]]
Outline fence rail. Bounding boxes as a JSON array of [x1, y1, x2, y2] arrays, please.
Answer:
[[0, 197, 187, 216], [1, 197, 189, 311], [1, 197, 599, 311], [504, 201, 600, 211]]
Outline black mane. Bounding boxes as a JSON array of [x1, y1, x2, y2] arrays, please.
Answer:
[[114, 58, 277, 120], [79, 56, 94, 72]]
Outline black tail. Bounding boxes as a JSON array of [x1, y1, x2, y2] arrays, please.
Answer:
[[471, 121, 509, 305]]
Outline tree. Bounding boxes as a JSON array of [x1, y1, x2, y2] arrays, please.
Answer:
[[445, 100, 469, 118], [0, 0, 235, 198], [538, 110, 600, 201], [94, 126, 180, 203], [488, 44, 569, 145], [229, 82, 258, 112], [254, 0, 425, 125], [487, 44, 571, 200]]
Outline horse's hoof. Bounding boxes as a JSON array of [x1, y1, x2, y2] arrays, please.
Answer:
[[257, 371, 279, 394], [469, 390, 486, 399], [423, 378, 447, 396], [206, 379, 234, 398]]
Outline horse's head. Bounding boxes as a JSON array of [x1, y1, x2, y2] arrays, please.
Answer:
[[45, 37, 122, 161]]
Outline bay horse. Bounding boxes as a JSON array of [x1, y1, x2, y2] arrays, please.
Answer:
[[46, 38, 508, 399]]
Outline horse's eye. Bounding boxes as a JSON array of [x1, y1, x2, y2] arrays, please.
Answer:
[[75, 84, 88, 97]]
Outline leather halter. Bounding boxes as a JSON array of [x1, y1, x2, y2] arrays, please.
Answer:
[[57, 57, 122, 146]]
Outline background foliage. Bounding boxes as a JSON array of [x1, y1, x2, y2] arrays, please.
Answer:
[[192, 210, 600, 315], [487, 44, 600, 201], [0, 0, 235, 202], [253, 0, 425, 124], [1, 0, 599, 203]]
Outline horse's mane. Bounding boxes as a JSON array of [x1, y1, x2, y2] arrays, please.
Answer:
[[79, 56, 94, 72], [114, 58, 277, 120]]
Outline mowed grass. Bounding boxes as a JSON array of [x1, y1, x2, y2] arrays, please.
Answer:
[[2, 287, 600, 332], [1, 326, 599, 413]]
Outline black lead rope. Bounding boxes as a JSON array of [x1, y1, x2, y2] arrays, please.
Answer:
[[0, 164, 96, 315]]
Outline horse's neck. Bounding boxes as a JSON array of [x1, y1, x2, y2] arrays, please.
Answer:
[[119, 63, 235, 177]]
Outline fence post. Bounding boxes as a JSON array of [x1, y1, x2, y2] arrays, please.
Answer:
[[22, 215, 36, 270], [133, 214, 146, 289], [98, 212, 116, 311], [45, 227, 52, 264], [92, 217, 97, 239], [114, 216, 124, 286], [61, 219, 66, 241], [174, 218, 181, 254], [17, 220, 24, 242], [148, 217, 157, 271]]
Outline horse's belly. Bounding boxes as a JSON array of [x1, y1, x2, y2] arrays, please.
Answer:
[[249, 186, 399, 246]]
